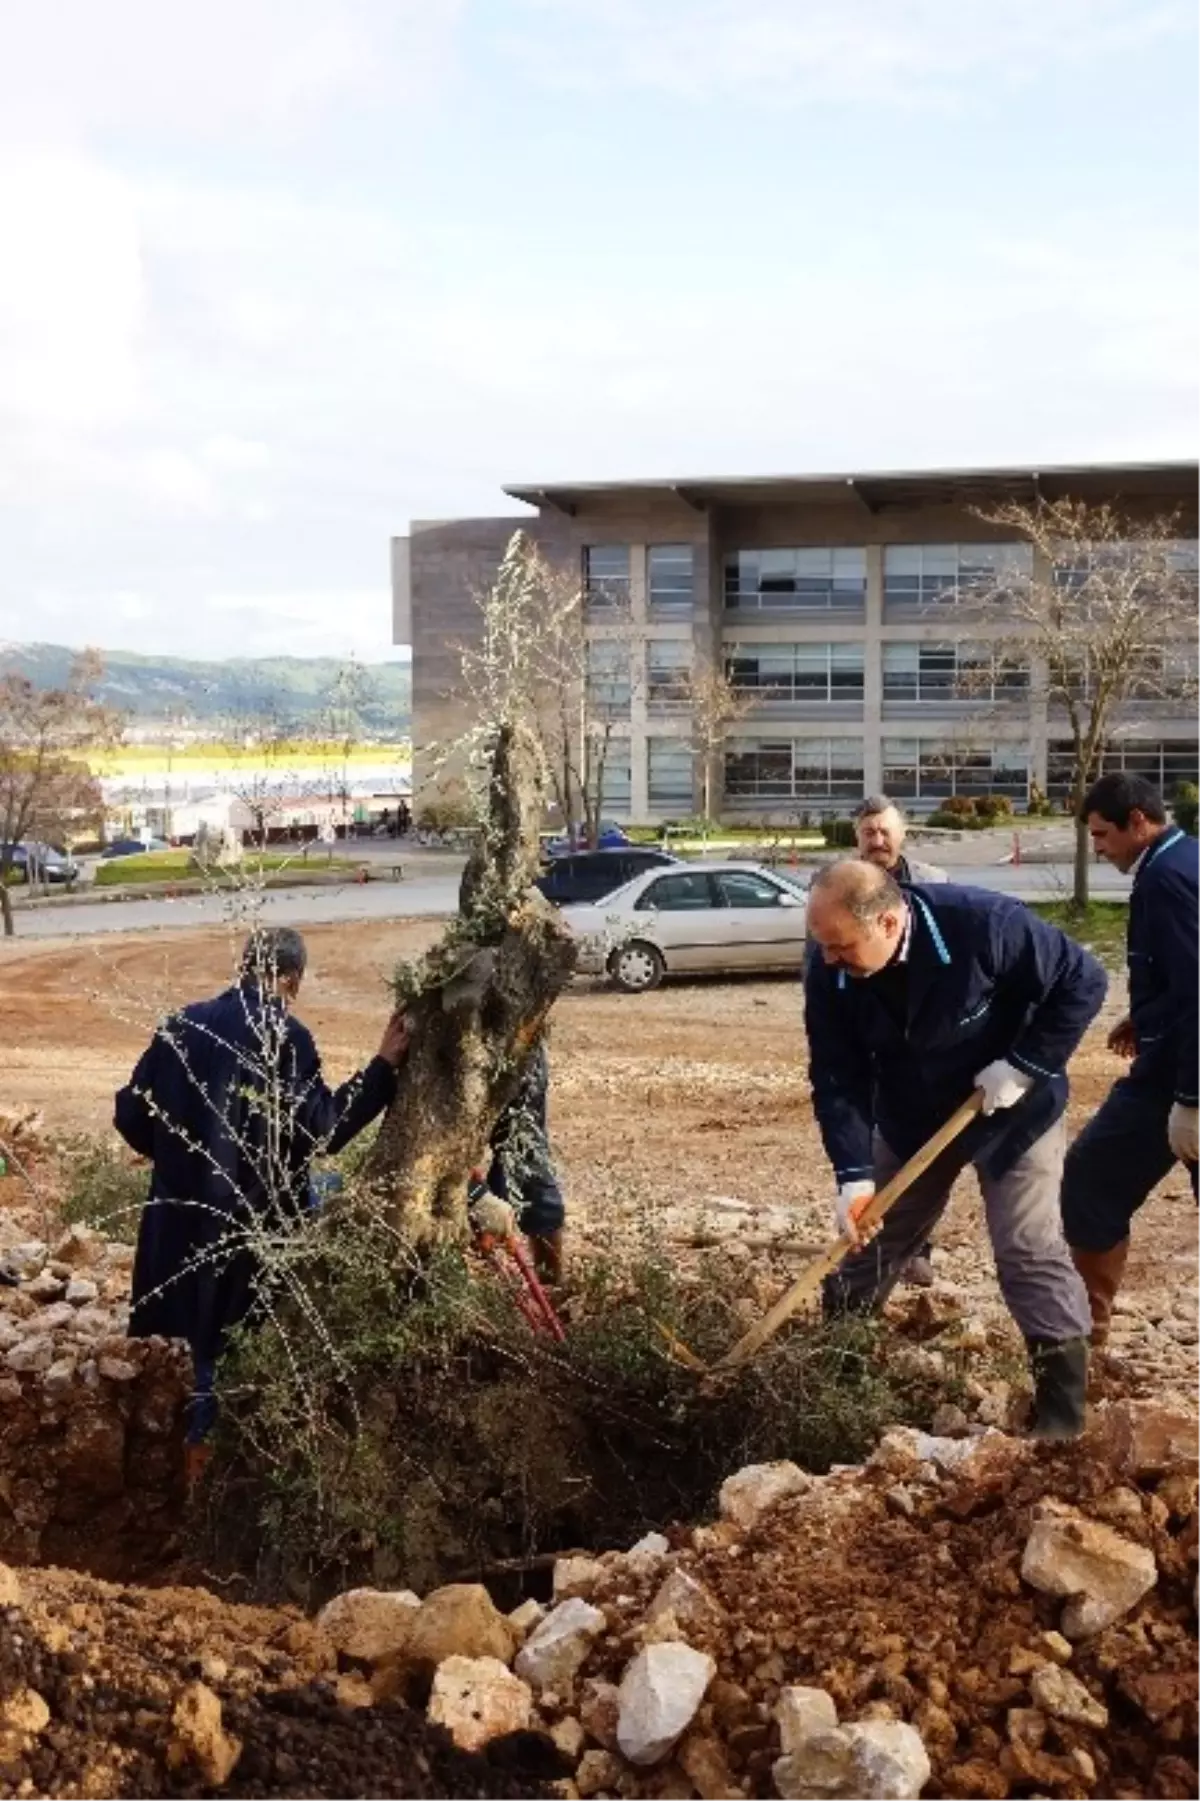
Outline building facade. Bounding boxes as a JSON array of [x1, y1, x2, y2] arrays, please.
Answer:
[[396, 462, 1198, 821]]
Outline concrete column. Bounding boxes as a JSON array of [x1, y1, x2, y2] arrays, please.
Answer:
[[862, 544, 885, 792]]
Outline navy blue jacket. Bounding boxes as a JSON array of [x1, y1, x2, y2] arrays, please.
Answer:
[[116, 983, 395, 1363], [805, 885, 1107, 1183], [1127, 826, 1199, 1106]]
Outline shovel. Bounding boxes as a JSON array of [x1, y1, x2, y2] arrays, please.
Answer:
[[665, 1090, 985, 1376]]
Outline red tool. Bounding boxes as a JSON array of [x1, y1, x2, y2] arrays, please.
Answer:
[[468, 1171, 566, 1342]]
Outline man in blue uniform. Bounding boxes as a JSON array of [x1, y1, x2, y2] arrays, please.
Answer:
[[484, 1034, 566, 1282], [116, 927, 409, 1467], [804, 860, 1106, 1437], [1061, 774, 1198, 1349]]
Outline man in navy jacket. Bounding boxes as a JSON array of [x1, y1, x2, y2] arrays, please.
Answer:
[[804, 860, 1106, 1437], [1061, 773, 1198, 1349], [116, 927, 408, 1463]]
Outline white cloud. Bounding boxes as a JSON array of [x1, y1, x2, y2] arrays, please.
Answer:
[[505, 0, 1193, 102]]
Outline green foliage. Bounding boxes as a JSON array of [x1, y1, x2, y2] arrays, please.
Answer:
[[939, 795, 977, 819], [58, 1135, 147, 1233], [415, 797, 476, 834], [1173, 781, 1199, 837], [93, 850, 353, 887], [926, 808, 987, 830], [201, 1197, 963, 1606], [973, 793, 1015, 821], [1031, 900, 1129, 969], [823, 817, 856, 848]]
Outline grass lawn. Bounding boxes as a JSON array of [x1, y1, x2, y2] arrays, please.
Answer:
[[93, 849, 357, 887], [1030, 899, 1128, 969]]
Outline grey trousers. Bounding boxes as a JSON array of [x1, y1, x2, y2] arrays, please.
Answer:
[[824, 1117, 1092, 1343]]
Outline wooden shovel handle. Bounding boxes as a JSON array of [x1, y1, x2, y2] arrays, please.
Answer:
[[713, 1090, 985, 1373]]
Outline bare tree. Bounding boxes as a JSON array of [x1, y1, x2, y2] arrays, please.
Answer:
[[456, 532, 637, 850], [0, 653, 119, 938], [691, 653, 757, 830], [951, 499, 1198, 906]]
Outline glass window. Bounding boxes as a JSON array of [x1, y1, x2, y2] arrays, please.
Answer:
[[725, 548, 866, 613], [726, 643, 864, 703], [599, 739, 631, 809], [587, 640, 631, 712], [883, 737, 1029, 801], [882, 641, 1029, 702], [716, 870, 786, 908], [1048, 739, 1199, 799], [637, 871, 715, 911], [883, 543, 1032, 614], [647, 739, 693, 808], [649, 545, 694, 615], [723, 738, 863, 801], [646, 640, 692, 707], [584, 544, 631, 614]]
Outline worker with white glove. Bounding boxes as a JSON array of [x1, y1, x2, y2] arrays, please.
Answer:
[[468, 1185, 517, 1241], [805, 859, 1105, 1440], [1061, 774, 1199, 1352]]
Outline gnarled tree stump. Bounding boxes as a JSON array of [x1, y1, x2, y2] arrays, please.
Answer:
[[364, 721, 578, 1242]]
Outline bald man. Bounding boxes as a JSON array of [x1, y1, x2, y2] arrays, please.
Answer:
[[803, 861, 1106, 1438]]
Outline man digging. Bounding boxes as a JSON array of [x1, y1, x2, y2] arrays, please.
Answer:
[[804, 860, 1106, 1439]]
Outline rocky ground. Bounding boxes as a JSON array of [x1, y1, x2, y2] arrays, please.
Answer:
[[0, 921, 1197, 1797]]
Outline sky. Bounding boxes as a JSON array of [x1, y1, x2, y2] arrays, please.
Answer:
[[0, 0, 1196, 663]]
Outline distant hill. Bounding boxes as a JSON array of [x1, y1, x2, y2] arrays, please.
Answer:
[[0, 643, 411, 740]]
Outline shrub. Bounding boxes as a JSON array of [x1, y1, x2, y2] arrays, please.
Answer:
[[58, 1135, 147, 1234], [415, 797, 475, 835], [926, 808, 986, 831], [1173, 782, 1199, 837], [973, 793, 1015, 821], [939, 795, 977, 819], [823, 817, 856, 849]]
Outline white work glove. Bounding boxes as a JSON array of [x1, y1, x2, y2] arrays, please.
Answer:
[[1168, 1102, 1199, 1164], [470, 1191, 517, 1239], [974, 1059, 1034, 1116], [835, 1180, 876, 1244]]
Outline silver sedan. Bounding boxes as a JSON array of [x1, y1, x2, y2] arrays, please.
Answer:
[[562, 859, 808, 992]]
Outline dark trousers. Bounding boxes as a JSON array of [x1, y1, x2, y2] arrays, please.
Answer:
[[486, 1155, 566, 1238], [1060, 1075, 1198, 1253]]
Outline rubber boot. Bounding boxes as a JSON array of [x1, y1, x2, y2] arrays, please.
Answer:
[[1026, 1337, 1089, 1441], [527, 1230, 564, 1286], [1070, 1240, 1129, 1351]]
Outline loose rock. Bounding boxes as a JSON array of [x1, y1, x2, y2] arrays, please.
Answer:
[[316, 1586, 422, 1664], [616, 1642, 716, 1767], [1029, 1663, 1109, 1729], [718, 1461, 810, 1531], [515, 1598, 607, 1693], [1021, 1499, 1158, 1636], [427, 1654, 534, 1752]]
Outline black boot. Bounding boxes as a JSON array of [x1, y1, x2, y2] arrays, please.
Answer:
[[1026, 1337, 1089, 1441]]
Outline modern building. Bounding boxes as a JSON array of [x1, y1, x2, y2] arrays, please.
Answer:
[[395, 461, 1198, 821]]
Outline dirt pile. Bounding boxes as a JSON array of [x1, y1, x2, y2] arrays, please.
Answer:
[[1, 1399, 1195, 1800], [0, 1210, 190, 1576]]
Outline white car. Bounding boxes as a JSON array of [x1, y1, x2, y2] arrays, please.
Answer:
[[563, 859, 808, 992]]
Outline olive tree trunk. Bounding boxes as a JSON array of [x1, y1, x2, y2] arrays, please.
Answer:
[[364, 721, 577, 1242]]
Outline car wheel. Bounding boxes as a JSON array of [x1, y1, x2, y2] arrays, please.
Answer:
[[609, 940, 665, 993]]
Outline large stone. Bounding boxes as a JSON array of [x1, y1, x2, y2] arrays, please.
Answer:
[[1021, 1500, 1158, 1638], [624, 1532, 672, 1573], [5, 1335, 54, 1373], [0, 1563, 23, 1608], [719, 1461, 810, 1531], [776, 1686, 839, 1754], [576, 1749, 624, 1798], [1098, 1400, 1199, 1477], [679, 1731, 740, 1799], [316, 1587, 421, 1664], [52, 1226, 102, 1268], [0, 1688, 49, 1735], [646, 1569, 725, 1637], [166, 1682, 242, 1788], [402, 1584, 516, 1673], [427, 1655, 533, 1752], [553, 1555, 606, 1601], [773, 1722, 931, 1801], [24, 1271, 66, 1303], [514, 1597, 606, 1693], [507, 1598, 545, 1643], [616, 1642, 715, 1767], [1029, 1664, 1108, 1729], [64, 1278, 99, 1306], [32, 1302, 76, 1332]]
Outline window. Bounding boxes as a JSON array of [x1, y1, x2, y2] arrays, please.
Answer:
[[1054, 538, 1200, 594], [648, 738, 693, 808], [1047, 739, 1200, 799], [724, 738, 864, 801], [646, 640, 692, 707], [882, 738, 1030, 802], [599, 739, 631, 810], [715, 870, 787, 908], [726, 642, 864, 704], [882, 642, 1029, 704], [584, 544, 630, 614], [637, 871, 715, 911], [587, 640, 631, 713], [649, 545, 694, 616], [725, 548, 866, 613], [883, 543, 1031, 614]]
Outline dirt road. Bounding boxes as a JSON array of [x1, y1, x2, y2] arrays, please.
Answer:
[[1, 918, 1195, 1396]]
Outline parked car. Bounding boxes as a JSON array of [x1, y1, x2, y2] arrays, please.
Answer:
[[535, 847, 679, 907], [100, 837, 170, 860], [563, 860, 808, 992], [543, 820, 631, 859], [0, 841, 79, 884]]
